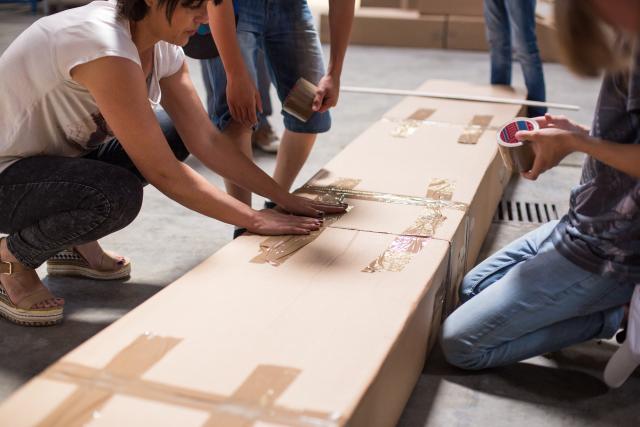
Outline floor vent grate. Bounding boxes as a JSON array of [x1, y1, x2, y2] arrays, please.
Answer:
[[494, 200, 560, 223]]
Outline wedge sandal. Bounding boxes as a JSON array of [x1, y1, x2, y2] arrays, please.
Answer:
[[0, 260, 63, 326], [47, 248, 131, 280]]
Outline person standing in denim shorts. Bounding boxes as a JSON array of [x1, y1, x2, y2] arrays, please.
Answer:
[[202, 0, 354, 235], [484, 0, 547, 117]]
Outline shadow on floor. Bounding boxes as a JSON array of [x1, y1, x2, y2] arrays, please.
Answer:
[[0, 277, 163, 396]]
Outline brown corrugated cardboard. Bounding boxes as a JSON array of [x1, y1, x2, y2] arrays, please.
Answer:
[[0, 228, 451, 427], [445, 15, 559, 62], [417, 0, 483, 16], [446, 15, 487, 51], [320, 8, 445, 48], [360, 0, 417, 9], [536, 17, 560, 63]]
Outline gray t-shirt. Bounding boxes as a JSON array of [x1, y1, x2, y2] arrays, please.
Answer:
[[553, 47, 640, 282]]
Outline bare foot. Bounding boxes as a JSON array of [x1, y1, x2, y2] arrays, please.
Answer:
[[0, 239, 64, 309], [74, 241, 126, 271]]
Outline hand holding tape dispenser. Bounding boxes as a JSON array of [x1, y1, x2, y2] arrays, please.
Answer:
[[496, 118, 537, 173]]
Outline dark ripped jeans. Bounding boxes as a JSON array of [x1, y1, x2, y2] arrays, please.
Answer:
[[0, 111, 189, 268]]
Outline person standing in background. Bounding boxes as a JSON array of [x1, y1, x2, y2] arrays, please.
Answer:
[[484, 0, 547, 117], [202, 0, 355, 238]]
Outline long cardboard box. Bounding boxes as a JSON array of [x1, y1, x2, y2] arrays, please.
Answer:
[[320, 8, 446, 49], [0, 80, 523, 426], [0, 228, 451, 427]]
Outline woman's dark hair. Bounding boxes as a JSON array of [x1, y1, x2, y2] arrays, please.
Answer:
[[118, 0, 223, 23]]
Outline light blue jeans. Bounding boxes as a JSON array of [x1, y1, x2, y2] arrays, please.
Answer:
[[484, 0, 546, 117], [441, 220, 635, 370]]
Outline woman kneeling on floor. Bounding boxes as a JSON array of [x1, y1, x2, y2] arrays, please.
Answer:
[[0, 0, 344, 326], [441, 0, 640, 370]]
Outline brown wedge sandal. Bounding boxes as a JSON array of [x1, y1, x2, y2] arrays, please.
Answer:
[[0, 260, 64, 326], [47, 248, 131, 280]]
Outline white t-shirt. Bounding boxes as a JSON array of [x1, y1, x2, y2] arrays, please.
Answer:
[[0, 0, 185, 173]]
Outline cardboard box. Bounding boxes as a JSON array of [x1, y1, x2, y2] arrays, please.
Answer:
[[446, 15, 487, 51], [360, 0, 417, 9], [320, 8, 446, 49], [536, 17, 560, 63], [445, 15, 559, 62], [417, 0, 483, 16], [0, 228, 451, 427], [308, 81, 525, 276]]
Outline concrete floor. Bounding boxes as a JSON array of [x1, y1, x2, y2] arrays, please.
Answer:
[[1, 4, 639, 426]]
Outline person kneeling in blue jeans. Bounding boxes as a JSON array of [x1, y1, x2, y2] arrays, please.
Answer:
[[442, 0, 640, 370]]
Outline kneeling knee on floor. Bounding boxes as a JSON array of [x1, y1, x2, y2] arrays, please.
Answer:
[[440, 327, 489, 370]]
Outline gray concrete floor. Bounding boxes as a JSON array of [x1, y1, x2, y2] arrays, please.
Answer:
[[1, 4, 639, 426]]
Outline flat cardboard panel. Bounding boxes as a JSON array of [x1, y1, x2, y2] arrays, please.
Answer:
[[321, 8, 445, 48], [0, 229, 450, 427], [417, 0, 483, 16]]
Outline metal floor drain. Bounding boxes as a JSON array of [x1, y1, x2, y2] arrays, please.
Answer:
[[494, 200, 560, 223]]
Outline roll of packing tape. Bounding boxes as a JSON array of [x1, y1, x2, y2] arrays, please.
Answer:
[[497, 117, 537, 173], [283, 78, 317, 123]]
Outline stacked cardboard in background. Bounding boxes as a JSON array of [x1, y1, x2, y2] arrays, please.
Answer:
[[321, 0, 559, 62], [0, 81, 523, 426]]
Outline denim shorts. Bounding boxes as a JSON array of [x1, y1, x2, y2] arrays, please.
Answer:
[[200, 0, 331, 134]]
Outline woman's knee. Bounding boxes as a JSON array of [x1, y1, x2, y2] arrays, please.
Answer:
[[440, 318, 488, 370], [92, 166, 143, 230]]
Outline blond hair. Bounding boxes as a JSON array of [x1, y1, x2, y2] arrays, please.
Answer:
[[554, 0, 631, 77]]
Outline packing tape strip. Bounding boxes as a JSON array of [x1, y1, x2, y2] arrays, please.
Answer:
[[386, 112, 496, 141], [252, 178, 360, 266], [426, 178, 455, 201], [251, 214, 344, 266], [38, 334, 341, 427], [301, 186, 468, 212], [255, 178, 463, 269], [391, 109, 436, 138], [458, 115, 493, 144], [362, 236, 429, 273]]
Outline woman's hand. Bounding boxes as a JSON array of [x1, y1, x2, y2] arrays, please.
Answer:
[[247, 209, 323, 235], [515, 127, 582, 180], [312, 74, 340, 113], [532, 113, 589, 135], [227, 72, 262, 129], [277, 193, 348, 218]]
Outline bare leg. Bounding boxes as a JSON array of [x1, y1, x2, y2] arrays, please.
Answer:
[[223, 121, 254, 206], [74, 240, 126, 270], [272, 130, 317, 191]]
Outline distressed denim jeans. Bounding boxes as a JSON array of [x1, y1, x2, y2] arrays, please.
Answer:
[[0, 110, 188, 268]]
